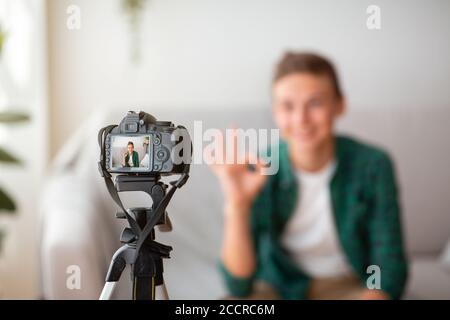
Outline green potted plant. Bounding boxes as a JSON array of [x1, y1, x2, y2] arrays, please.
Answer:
[[0, 112, 29, 251], [0, 23, 30, 251]]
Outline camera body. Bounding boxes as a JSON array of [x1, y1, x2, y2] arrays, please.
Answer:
[[104, 111, 191, 175]]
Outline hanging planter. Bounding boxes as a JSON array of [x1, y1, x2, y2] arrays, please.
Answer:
[[0, 24, 6, 58], [121, 0, 149, 64]]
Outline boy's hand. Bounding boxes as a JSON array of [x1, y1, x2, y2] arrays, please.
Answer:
[[359, 289, 390, 300], [206, 128, 268, 215]]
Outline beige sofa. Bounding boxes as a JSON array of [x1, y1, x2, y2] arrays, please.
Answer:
[[39, 107, 450, 299]]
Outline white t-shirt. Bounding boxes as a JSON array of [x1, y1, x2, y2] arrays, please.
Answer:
[[128, 153, 134, 167], [281, 160, 353, 278]]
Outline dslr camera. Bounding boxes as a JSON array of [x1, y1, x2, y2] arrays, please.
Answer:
[[102, 111, 191, 175]]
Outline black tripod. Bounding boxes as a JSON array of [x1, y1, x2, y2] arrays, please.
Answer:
[[99, 174, 188, 300]]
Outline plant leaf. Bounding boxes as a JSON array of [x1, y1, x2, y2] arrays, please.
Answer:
[[0, 147, 21, 164], [0, 187, 16, 212], [0, 112, 30, 123]]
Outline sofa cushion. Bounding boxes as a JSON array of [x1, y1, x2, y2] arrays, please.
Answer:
[[404, 254, 450, 300]]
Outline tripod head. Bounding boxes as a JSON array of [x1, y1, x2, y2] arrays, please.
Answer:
[[114, 174, 171, 245]]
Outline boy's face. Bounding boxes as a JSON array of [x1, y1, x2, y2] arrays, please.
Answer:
[[272, 72, 345, 153], [128, 144, 134, 154]]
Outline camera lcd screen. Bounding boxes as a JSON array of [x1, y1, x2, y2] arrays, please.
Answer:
[[110, 135, 151, 171]]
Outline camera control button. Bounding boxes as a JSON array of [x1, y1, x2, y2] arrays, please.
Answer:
[[157, 150, 166, 160]]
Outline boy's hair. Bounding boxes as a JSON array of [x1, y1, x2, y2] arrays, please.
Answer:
[[273, 52, 343, 98], [127, 141, 134, 147]]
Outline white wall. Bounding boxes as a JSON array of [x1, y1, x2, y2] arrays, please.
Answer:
[[48, 0, 450, 155], [40, 1, 450, 298]]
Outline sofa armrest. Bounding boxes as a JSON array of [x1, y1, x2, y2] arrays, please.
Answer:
[[39, 173, 119, 299]]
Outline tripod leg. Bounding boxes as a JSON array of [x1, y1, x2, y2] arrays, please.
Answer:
[[132, 276, 158, 300], [132, 276, 169, 300], [133, 252, 169, 300], [155, 281, 169, 300], [99, 245, 133, 300], [100, 282, 117, 300]]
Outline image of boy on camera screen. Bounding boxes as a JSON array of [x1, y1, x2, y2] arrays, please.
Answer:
[[111, 136, 150, 169], [123, 141, 139, 168]]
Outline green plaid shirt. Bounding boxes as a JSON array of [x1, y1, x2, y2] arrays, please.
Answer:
[[219, 135, 408, 299]]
